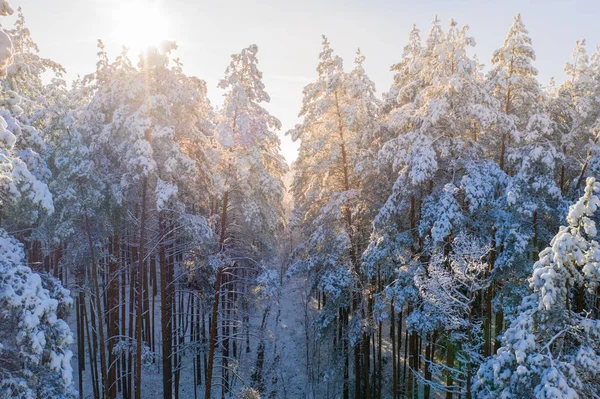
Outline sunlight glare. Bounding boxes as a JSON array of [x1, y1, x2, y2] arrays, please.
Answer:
[[112, 1, 169, 51]]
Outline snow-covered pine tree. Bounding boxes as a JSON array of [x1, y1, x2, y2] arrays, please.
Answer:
[[474, 177, 600, 399], [0, 5, 67, 268], [483, 13, 561, 359], [346, 48, 387, 398], [485, 13, 560, 263], [382, 25, 422, 115], [363, 26, 425, 397], [366, 18, 501, 397], [205, 43, 286, 399], [289, 35, 382, 399], [549, 40, 600, 197], [288, 35, 357, 399], [0, 3, 74, 396], [486, 13, 544, 173]]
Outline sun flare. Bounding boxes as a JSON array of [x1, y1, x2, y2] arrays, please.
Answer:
[[112, 0, 169, 51]]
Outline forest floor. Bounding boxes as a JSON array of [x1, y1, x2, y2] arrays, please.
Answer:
[[257, 275, 313, 398]]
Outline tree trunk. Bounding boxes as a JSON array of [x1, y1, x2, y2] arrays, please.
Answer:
[[424, 333, 432, 399], [363, 329, 370, 399], [160, 216, 173, 399], [377, 320, 382, 399], [574, 131, 600, 192], [120, 235, 127, 397], [107, 235, 119, 399], [484, 234, 497, 357], [77, 291, 86, 399], [446, 340, 454, 399], [205, 266, 223, 399], [127, 240, 137, 399], [134, 176, 148, 399], [403, 313, 409, 396], [391, 302, 397, 399], [85, 290, 100, 399], [222, 270, 230, 397]]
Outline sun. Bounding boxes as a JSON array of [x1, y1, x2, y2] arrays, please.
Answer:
[[112, 0, 169, 51]]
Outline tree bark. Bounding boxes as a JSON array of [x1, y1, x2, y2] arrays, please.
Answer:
[[160, 216, 173, 399], [391, 302, 397, 399], [205, 266, 223, 399], [107, 235, 119, 399], [134, 176, 148, 399], [446, 340, 454, 399]]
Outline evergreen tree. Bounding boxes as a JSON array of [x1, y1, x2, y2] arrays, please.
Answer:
[[474, 177, 600, 399], [0, 4, 74, 396], [205, 43, 286, 399]]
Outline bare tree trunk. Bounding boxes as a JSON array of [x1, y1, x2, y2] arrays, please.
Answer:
[[118, 234, 126, 397], [363, 328, 370, 399], [206, 266, 223, 399], [195, 296, 202, 386], [446, 340, 454, 399], [377, 320, 382, 399], [499, 82, 511, 172], [494, 310, 503, 354], [376, 275, 382, 399], [411, 330, 419, 399], [108, 235, 120, 399], [424, 333, 432, 399], [127, 240, 137, 399], [85, 291, 100, 399], [397, 310, 403, 396], [391, 301, 397, 399], [484, 233, 497, 357], [77, 291, 86, 399], [134, 176, 148, 399], [559, 145, 567, 194], [202, 303, 208, 384], [160, 216, 173, 399], [402, 313, 409, 396], [222, 270, 230, 398], [143, 256, 151, 352], [151, 255, 157, 356]]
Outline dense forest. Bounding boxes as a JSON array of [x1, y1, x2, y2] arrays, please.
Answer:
[[1, 1, 600, 398]]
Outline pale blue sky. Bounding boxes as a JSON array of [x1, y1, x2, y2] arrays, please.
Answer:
[[7, 0, 600, 162]]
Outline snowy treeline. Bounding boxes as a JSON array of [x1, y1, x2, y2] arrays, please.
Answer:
[[1, 2, 600, 399], [289, 15, 600, 399]]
